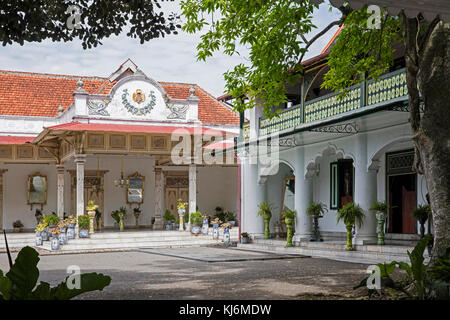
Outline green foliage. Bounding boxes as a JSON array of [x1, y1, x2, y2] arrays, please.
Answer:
[[322, 7, 401, 96], [306, 202, 328, 218], [369, 201, 388, 213], [337, 202, 365, 228], [214, 209, 228, 223], [43, 214, 60, 226], [111, 210, 120, 223], [283, 209, 297, 220], [118, 206, 127, 218], [190, 212, 203, 225], [1, 0, 181, 49], [95, 208, 102, 222], [77, 215, 90, 229], [184, 211, 189, 223], [225, 211, 236, 221], [0, 246, 110, 300], [412, 205, 431, 225], [257, 201, 275, 220], [181, 0, 317, 115], [355, 235, 450, 299], [164, 210, 175, 222]]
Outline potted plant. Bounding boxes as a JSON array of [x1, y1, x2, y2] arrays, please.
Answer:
[[43, 213, 60, 229], [57, 220, 68, 245], [283, 209, 296, 247], [78, 215, 90, 238], [164, 209, 175, 230], [66, 215, 76, 239], [225, 211, 236, 227], [118, 206, 127, 231], [34, 222, 47, 246], [412, 204, 431, 238], [49, 227, 61, 250], [221, 222, 232, 243], [183, 211, 189, 230], [111, 210, 120, 230], [241, 232, 250, 244], [201, 214, 210, 234], [177, 199, 188, 231], [336, 202, 365, 251], [214, 206, 227, 223], [133, 207, 141, 229], [190, 211, 202, 235], [306, 202, 328, 242], [12, 220, 24, 233], [369, 201, 388, 245], [35, 209, 43, 224], [86, 200, 99, 234], [257, 201, 275, 239], [94, 208, 102, 231], [211, 217, 222, 239]]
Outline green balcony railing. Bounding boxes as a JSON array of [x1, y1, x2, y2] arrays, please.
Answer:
[[255, 68, 407, 138]]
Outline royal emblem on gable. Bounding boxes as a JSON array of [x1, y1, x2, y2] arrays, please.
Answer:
[[122, 88, 156, 116]]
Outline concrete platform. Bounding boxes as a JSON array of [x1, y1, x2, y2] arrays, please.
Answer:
[[0, 228, 239, 253], [138, 246, 309, 263], [237, 238, 428, 265]]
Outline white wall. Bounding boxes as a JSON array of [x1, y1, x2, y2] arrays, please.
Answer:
[[197, 166, 239, 218]]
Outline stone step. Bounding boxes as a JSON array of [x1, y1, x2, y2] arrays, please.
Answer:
[[237, 241, 418, 264]]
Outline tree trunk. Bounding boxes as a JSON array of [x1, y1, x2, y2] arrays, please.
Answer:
[[404, 18, 450, 261]]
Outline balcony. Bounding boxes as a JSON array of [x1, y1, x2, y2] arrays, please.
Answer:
[[247, 68, 408, 140]]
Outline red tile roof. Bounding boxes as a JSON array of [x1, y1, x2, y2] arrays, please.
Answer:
[[0, 70, 239, 125], [43, 121, 236, 137], [0, 135, 35, 144]]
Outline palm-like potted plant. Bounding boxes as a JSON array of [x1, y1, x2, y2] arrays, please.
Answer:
[[95, 208, 102, 231], [257, 201, 275, 239], [190, 211, 203, 235], [111, 210, 120, 230], [164, 209, 175, 230], [78, 215, 90, 238], [336, 202, 365, 251], [283, 209, 296, 247], [369, 201, 388, 245], [412, 204, 431, 238], [306, 202, 328, 242]]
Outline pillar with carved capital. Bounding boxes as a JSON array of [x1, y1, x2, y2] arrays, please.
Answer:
[[153, 168, 164, 230], [293, 148, 313, 242], [187, 164, 197, 231], [74, 155, 86, 237], [56, 165, 65, 220], [354, 133, 378, 245]]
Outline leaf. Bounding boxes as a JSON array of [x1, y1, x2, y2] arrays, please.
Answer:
[[6, 246, 40, 300], [29, 282, 52, 300], [0, 270, 12, 300], [51, 273, 111, 300]]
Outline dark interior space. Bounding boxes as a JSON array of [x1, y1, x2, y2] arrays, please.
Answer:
[[388, 174, 416, 234]]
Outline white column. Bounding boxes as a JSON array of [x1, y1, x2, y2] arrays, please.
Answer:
[[56, 165, 65, 220], [293, 148, 313, 242], [153, 168, 164, 230], [0, 169, 5, 231], [74, 154, 86, 237], [354, 133, 378, 245], [242, 159, 265, 237], [188, 164, 197, 230]]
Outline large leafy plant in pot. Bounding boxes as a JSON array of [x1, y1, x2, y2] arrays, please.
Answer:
[[306, 202, 328, 242], [283, 209, 296, 247], [336, 202, 365, 251], [412, 204, 431, 238], [257, 201, 275, 239]]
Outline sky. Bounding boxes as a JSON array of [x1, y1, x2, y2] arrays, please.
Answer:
[[0, 1, 341, 98]]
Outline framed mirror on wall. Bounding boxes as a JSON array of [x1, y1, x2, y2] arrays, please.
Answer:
[[127, 172, 145, 205], [27, 173, 47, 210], [280, 175, 295, 229]]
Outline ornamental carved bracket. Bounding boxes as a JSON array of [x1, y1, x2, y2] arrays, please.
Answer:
[[309, 122, 359, 134], [266, 137, 298, 147]]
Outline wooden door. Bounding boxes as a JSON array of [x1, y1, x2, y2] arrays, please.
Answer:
[[402, 186, 416, 234]]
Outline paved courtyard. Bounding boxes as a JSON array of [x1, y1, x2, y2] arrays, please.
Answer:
[[0, 246, 370, 300]]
